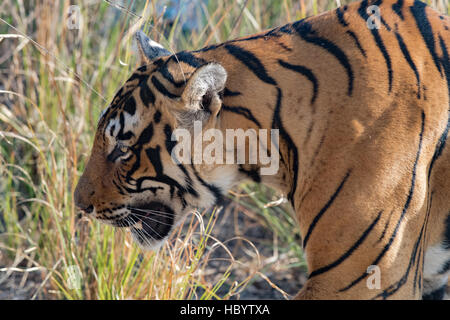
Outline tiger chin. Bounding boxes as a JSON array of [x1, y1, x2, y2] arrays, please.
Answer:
[[75, 0, 450, 300]]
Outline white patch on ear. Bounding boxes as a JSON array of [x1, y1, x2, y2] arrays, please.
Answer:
[[182, 63, 227, 110], [147, 38, 165, 50]]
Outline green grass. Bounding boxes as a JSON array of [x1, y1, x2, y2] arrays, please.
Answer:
[[0, 0, 448, 300]]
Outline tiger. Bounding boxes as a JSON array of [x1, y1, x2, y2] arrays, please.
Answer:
[[74, 0, 450, 299]]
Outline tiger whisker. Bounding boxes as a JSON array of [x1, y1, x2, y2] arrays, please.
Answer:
[[130, 214, 165, 241], [128, 210, 175, 221], [129, 213, 173, 227], [126, 215, 155, 247], [127, 206, 176, 217]]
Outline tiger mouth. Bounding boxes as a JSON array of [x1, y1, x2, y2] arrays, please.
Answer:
[[110, 201, 175, 242]]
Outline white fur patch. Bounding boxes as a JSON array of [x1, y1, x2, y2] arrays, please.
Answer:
[[122, 112, 139, 135], [424, 244, 450, 277], [147, 38, 165, 50], [105, 118, 120, 146], [208, 165, 239, 192]]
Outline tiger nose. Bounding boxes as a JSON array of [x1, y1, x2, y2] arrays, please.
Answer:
[[74, 176, 95, 214], [82, 205, 94, 214]]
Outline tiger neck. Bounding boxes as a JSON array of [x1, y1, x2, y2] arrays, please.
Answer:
[[176, 38, 307, 206], [191, 65, 296, 202], [217, 89, 297, 204]]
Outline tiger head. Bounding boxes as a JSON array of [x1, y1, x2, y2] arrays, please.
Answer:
[[74, 31, 235, 249]]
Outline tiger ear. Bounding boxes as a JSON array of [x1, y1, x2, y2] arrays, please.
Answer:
[[135, 30, 171, 65], [181, 62, 227, 118]]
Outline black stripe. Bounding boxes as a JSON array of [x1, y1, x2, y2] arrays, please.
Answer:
[[438, 259, 450, 275], [224, 44, 277, 85], [423, 284, 447, 300], [238, 165, 261, 183], [308, 210, 382, 279], [191, 164, 223, 205], [377, 209, 394, 243], [222, 105, 262, 128], [163, 124, 199, 198], [223, 88, 241, 97], [109, 124, 115, 137], [413, 243, 422, 295], [110, 87, 133, 114], [275, 40, 293, 52], [303, 170, 351, 248], [373, 211, 426, 299], [116, 112, 134, 141], [278, 59, 318, 105], [346, 30, 367, 58], [358, 0, 393, 92], [125, 123, 154, 181], [129, 146, 190, 199], [135, 122, 154, 146], [426, 36, 450, 224], [177, 164, 199, 199], [394, 31, 421, 98], [123, 96, 136, 115], [271, 88, 299, 206], [122, 183, 163, 195], [340, 111, 426, 292], [292, 20, 354, 96], [169, 51, 206, 68], [158, 63, 186, 88], [97, 204, 126, 215], [420, 39, 450, 286], [309, 132, 326, 168], [367, 0, 392, 31], [427, 37, 449, 178], [194, 43, 223, 53], [427, 36, 450, 260], [392, 0, 404, 20], [151, 76, 179, 99], [112, 177, 126, 195], [414, 191, 433, 295], [336, 7, 348, 27], [139, 76, 156, 106], [163, 124, 177, 155], [409, 0, 442, 74], [388, 184, 434, 298], [418, 273, 422, 292], [303, 120, 314, 146], [145, 147, 163, 176], [126, 72, 148, 83], [444, 214, 450, 250], [194, 22, 295, 54], [154, 110, 161, 123]]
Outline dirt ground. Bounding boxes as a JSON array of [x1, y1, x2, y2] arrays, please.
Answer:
[[0, 271, 46, 300]]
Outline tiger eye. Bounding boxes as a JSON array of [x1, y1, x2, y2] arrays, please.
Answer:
[[119, 145, 128, 154]]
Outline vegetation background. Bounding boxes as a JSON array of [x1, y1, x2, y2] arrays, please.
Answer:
[[0, 0, 448, 300]]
